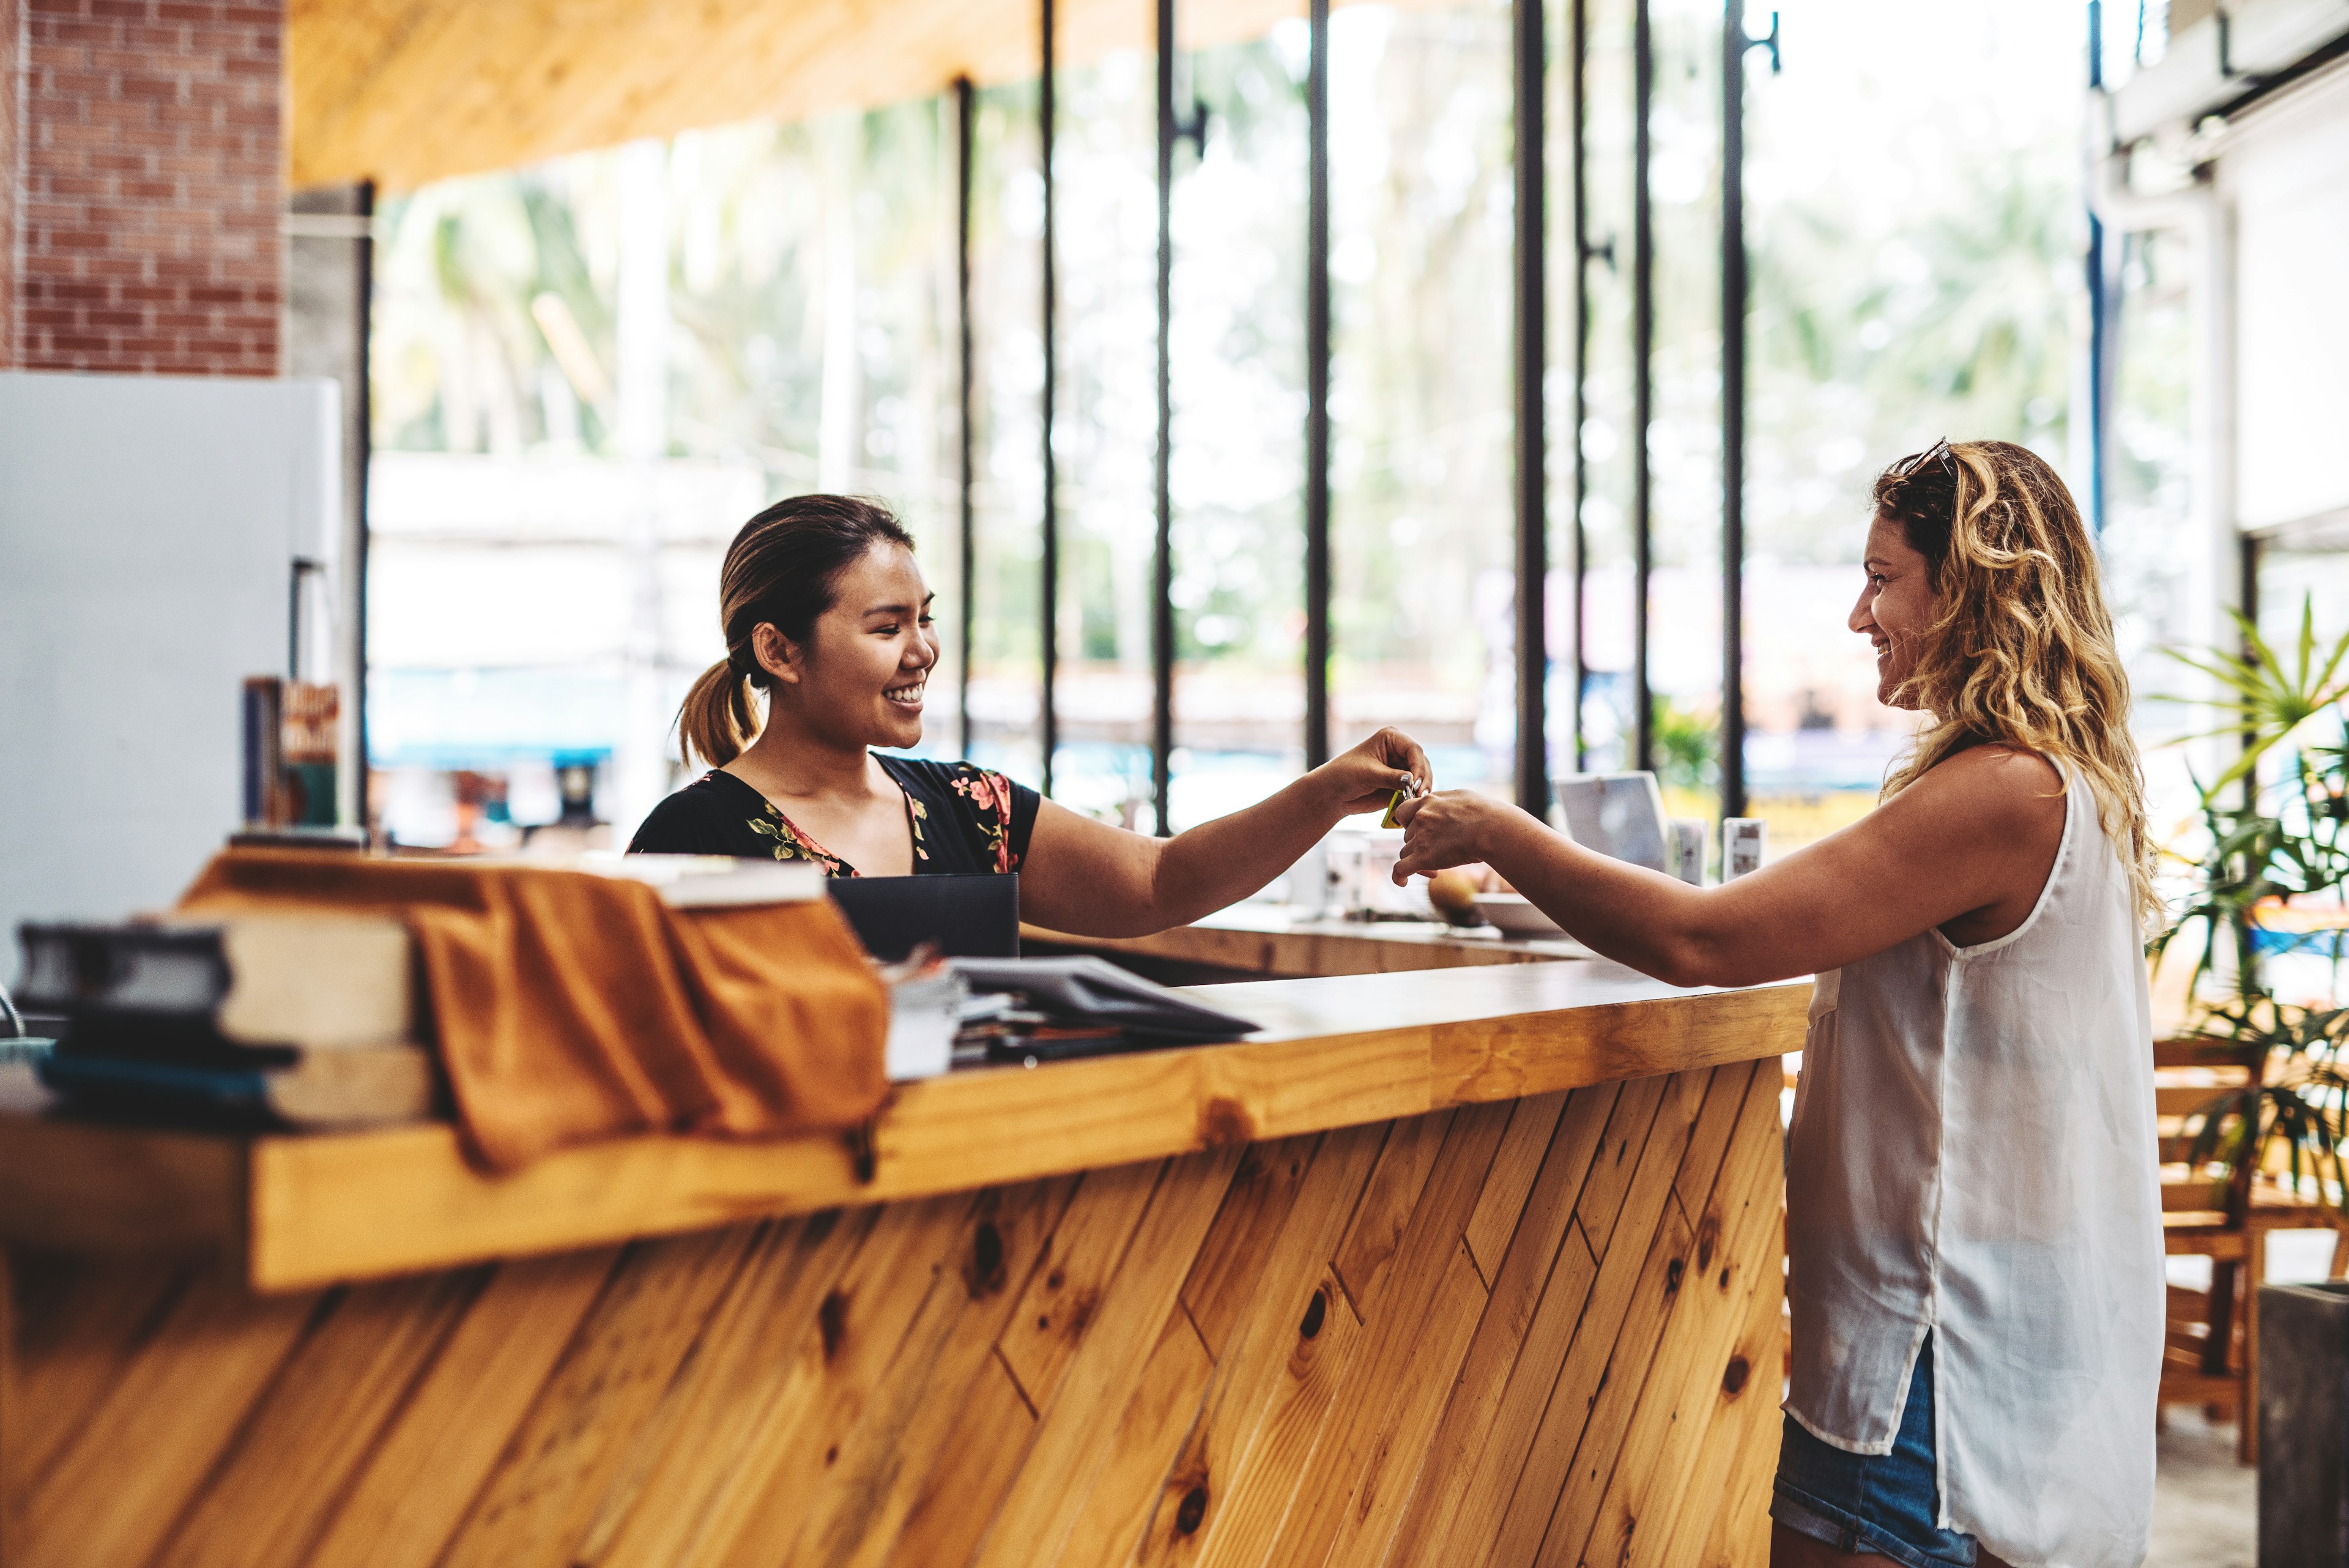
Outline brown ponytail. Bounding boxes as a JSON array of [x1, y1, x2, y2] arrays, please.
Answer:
[[678, 658, 760, 768], [675, 494, 917, 769]]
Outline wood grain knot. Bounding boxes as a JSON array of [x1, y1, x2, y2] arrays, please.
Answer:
[[845, 1119, 880, 1183], [1300, 1287, 1327, 1340], [1664, 1258, 1686, 1295], [1721, 1355, 1751, 1396], [1198, 1096, 1256, 1147], [1175, 1485, 1209, 1535], [964, 1221, 1007, 1298], [818, 1290, 848, 1360]]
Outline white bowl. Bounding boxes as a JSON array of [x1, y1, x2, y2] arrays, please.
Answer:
[[1472, 893, 1566, 937]]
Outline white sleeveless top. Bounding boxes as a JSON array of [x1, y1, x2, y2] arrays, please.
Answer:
[[1784, 765, 2162, 1568]]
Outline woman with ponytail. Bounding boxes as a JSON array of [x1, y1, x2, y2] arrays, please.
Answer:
[[1392, 442, 2161, 1568], [631, 494, 1431, 935]]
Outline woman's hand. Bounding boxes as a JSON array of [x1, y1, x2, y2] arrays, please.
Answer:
[[1019, 724, 1432, 937], [1313, 727, 1434, 816], [1390, 790, 1543, 884]]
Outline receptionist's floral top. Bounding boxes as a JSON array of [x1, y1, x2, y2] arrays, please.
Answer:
[[627, 756, 1039, 877]]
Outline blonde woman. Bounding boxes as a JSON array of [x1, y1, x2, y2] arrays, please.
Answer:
[[1394, 441, 2161, 1568]]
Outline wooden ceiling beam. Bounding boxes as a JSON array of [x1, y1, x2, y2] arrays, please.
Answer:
[[289, 0, 1336, 191]]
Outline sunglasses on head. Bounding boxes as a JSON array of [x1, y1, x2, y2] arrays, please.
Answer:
[[1891, 438, 1957, 481]]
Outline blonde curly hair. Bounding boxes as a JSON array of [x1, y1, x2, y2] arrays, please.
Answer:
[[1874, 439, 2159, 929]]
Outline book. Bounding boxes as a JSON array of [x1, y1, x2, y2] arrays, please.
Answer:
[[18, 916, 434, 1128], [570, 853, 824, 908], [18, 915, 416, 1054], [241, 677, 343, 830], [37, 1043, 439, 1129]]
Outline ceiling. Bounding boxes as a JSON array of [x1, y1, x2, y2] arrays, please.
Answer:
[[291, 0, 1368, 190]]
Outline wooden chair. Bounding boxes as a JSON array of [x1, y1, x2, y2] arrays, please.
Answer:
[[2156, 1037, 2349, 1463]]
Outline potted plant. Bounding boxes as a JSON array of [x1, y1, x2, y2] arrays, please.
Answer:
[[2156, 595, 2349, 1208]]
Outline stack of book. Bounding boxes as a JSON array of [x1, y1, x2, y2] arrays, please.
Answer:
[[13, 856, 831, 1130], [17, 915, 435, 1129]]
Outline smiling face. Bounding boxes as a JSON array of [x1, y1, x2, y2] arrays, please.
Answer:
[[757, 542, 939, 749], [1849, 512, 1940, 709]]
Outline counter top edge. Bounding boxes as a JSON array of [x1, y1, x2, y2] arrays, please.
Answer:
[[0, 972, 1808, 1290]]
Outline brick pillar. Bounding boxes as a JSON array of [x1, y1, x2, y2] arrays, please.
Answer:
[[1, 0, 20, 368], [6, 0, 281, 375]]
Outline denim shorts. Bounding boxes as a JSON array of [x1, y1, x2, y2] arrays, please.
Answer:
[[1772, 1332, 1978, 1568]]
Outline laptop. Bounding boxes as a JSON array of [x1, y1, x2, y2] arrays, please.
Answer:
[[826, 873, 1021, 962], [1549, 771, 1669, 872]]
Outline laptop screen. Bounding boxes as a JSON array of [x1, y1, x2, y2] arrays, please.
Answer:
[[825, 872, 1020, 961]]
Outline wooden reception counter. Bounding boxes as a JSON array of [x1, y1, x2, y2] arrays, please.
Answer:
[[0, 957, 1802, 1568]]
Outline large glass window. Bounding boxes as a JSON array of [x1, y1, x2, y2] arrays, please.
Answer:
[[369, 107, 956, 848], [359, 0, 2106, 875], [1573, 0, 1640, 780], [2103, 221, 2206, 840], [967, 82, 1048, 789], [1047, 49, 1158, 822], [1647, 0, 1725, 828], [1167, 26, 1312, 830], [1327, 1, 1517, 797], [1741, 0, 2087, 856]]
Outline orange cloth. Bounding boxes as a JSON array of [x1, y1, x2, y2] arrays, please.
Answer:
[[177, 850, 888, 1170]]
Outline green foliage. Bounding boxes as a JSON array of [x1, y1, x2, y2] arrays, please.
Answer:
[[2158, 595, 2349, 1214], [2175, 996, 2349, 1207], [1650, 697, 1720, 794], [2161, 596, 2349, 798]]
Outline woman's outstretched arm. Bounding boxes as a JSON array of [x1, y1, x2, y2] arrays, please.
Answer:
[[1390, 746, 2068, 987], [1015, 728, 1430, 938]]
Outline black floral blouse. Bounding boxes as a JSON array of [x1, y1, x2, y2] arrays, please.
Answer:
[[626, 756, 1041, 877]]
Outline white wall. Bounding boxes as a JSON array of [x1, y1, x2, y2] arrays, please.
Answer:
[[0, 372, 338, 947], [2223, 61, 2349, 533]]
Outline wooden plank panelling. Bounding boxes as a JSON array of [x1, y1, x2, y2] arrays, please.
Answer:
[[0, 1063, 1786, 1568], [1138, 1123, 1388, 1568], [21, 1271, 321, 1568], [305, 1247, 625, 1568], [152, 1269, 484, 1568]]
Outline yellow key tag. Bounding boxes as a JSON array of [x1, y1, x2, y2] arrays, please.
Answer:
[[1381, 778, 1419, 829]]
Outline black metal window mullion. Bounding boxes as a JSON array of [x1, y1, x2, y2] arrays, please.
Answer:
[[956, 77, 978, 759], [1719, 6, 1747, 820], [1513, 0, 1546, 815], [1039, 0, 1060, 796], [1154, 3, 1179, 835], [1569, 0, 1589, 773], [1305, 0, 1332, 771], [2085, 0, 2113, 537], [1152, 1, 1204, 837], [1721, 10, 1776, 820], [1630, 0, 1654, 776], [355, 177, 376, 820]]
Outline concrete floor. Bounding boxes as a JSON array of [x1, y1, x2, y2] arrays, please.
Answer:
[[2145, 1228, 2344, 1568], [2151, 1408, 2254, 1568]]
